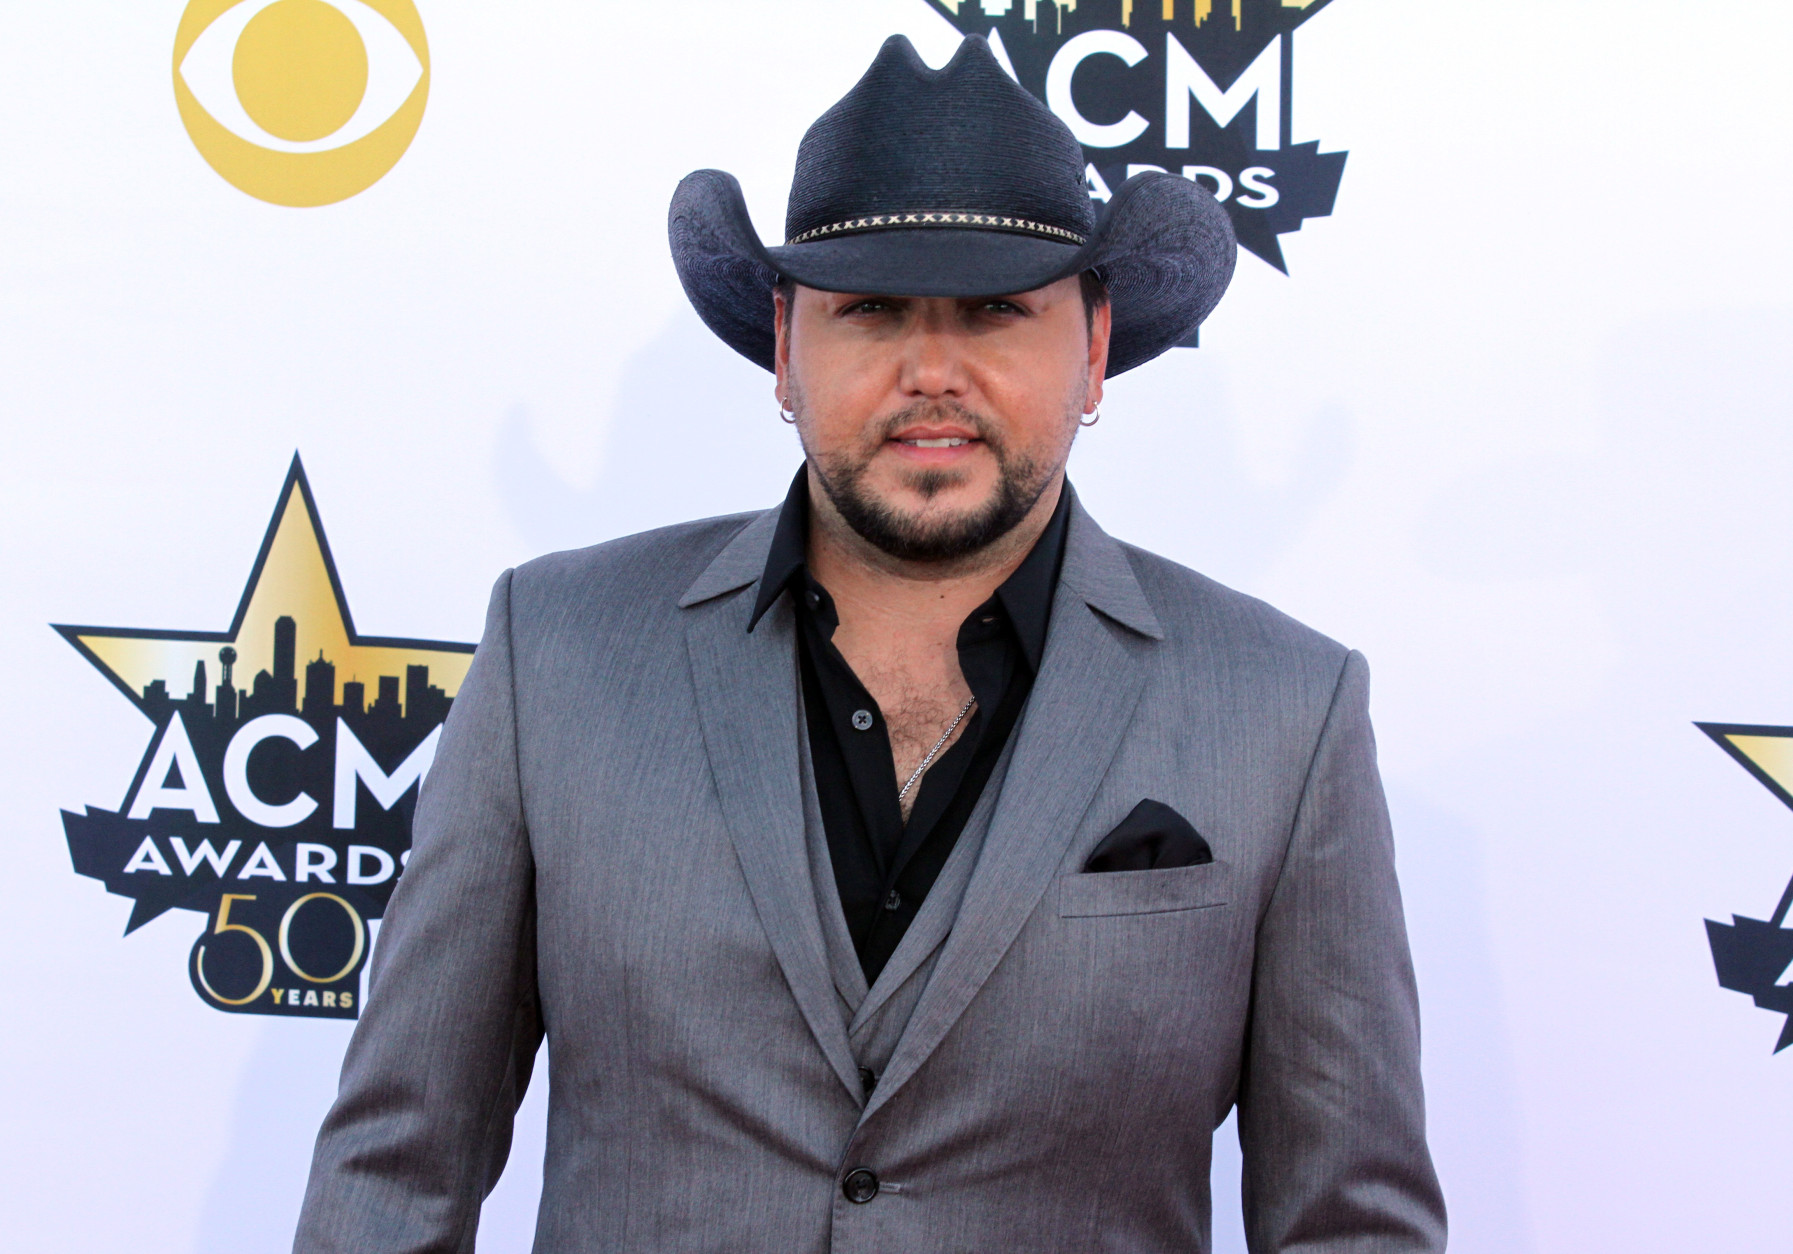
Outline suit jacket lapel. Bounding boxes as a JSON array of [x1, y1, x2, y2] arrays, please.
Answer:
[[680, 510, 864, 1102], [861, 500, 1162, 1122]]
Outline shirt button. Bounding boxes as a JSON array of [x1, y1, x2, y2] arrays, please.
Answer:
[[851, 709, 874, 731], [806, 590, 821, 609], [882, 889, 902, 912], [858, 1066, 878, 1094], [842, 1167, 879, 1204]]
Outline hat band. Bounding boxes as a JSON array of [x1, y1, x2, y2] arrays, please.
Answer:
[[786, 211, 1086, 247]]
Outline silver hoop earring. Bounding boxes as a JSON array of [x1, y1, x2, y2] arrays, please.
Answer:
[[1079, 405, 1101, 428], [778, 399, 797, 424]]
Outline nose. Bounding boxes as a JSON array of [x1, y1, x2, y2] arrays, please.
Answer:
[[896, 301, 971, 401]]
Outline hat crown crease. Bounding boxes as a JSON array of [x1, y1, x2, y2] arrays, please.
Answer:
[[783, 35, 1093, 246]]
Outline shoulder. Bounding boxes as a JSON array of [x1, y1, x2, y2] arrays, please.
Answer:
[[1118, 541, 1352, 686], [504, 511, 761, 629]]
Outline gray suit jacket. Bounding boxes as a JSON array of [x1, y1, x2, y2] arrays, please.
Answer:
[[294, 498, 1446, 1253]]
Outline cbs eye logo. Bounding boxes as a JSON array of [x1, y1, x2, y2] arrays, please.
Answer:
[[173, 0, 429, 206]]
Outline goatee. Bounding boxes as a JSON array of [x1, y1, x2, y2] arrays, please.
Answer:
[[807, 402, 1057, 563]]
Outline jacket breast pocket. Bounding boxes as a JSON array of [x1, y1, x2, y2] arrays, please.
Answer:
[[1058, 859, 1234, 918]]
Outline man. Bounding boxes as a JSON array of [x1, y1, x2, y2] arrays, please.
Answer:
[[296, 34, 1445, 1254]]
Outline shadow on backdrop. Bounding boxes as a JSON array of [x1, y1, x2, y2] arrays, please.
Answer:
[[495, 309, 800, 556], [1389, 787, 1536, 1253], [193, 1019, 352, 1254], [1067, 351, 1353, 590]]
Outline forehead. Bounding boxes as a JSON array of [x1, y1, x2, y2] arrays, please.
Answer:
[[786, 275, 1082, 303]]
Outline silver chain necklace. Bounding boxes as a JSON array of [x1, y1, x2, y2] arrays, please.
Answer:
[[897, 694, 978, 804]]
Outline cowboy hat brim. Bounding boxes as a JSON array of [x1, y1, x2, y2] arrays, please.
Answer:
[[668, 167, 1236, 377]]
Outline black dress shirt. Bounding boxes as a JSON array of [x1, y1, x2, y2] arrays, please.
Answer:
[[749, 469, 1069, 983]]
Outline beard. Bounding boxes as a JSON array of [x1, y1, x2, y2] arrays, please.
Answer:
[[804, 399, 1061, 563]]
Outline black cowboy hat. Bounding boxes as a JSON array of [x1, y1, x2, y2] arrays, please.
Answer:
[[668, 33, 1236, 377]]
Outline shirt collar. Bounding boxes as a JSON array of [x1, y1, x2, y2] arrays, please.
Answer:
[[994, 482, 1069, 673], [749, 466, 814, 630], [748, 464, 1072, 673]]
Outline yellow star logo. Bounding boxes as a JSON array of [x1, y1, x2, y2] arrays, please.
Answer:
[[56, 455, 472, 724]]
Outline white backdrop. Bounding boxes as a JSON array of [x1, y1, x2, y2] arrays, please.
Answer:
[[4, 1, 1793, 1250]]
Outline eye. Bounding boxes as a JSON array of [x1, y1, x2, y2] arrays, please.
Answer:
[[177, 0, 425, 155], [842, 298, 897, 316]]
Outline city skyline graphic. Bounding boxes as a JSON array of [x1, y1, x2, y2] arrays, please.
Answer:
[[58, 456, 472, 725], [132, 609, 452, 750], [932, 1, 1331, 39]]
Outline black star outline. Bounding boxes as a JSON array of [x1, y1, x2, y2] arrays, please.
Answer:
[[1696, 722, 1793, 1053]]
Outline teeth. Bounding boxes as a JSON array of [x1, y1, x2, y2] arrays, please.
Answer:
[[907, 437, 969, 448]]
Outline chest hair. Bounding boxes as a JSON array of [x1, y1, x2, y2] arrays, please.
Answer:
[[850, 655, 975, 819]]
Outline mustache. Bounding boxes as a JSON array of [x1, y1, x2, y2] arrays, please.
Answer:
[[872, 400, 1001, 447]]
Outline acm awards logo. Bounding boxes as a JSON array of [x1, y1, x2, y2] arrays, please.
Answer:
[[1698, 724, 1793, 1053], [173, 0, 429, 206], [930, 0, 1345, 322], [56, 458, 473, 1018]]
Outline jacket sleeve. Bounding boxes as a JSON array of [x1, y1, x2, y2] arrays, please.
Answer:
[[294, 569, 542, 1254], [1237, 649, 1447, 1253]]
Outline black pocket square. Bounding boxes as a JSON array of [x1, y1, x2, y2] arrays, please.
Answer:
[[1083, 799, 1212, 873]]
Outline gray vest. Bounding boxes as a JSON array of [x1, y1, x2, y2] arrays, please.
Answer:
[[797, 715, 1018, 1085]]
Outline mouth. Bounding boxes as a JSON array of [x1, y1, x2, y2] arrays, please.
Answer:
[[886, 423, 984, 462]]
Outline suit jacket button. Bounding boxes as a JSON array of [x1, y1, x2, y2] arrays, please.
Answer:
[[842, 1167, 879, 1204]]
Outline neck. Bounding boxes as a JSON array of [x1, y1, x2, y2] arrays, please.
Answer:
[[804, 469, 1063, 638]]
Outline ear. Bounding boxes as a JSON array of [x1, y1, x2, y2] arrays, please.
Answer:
[[772, 285, 792, 406], [1085, 297, 1111, 412]]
